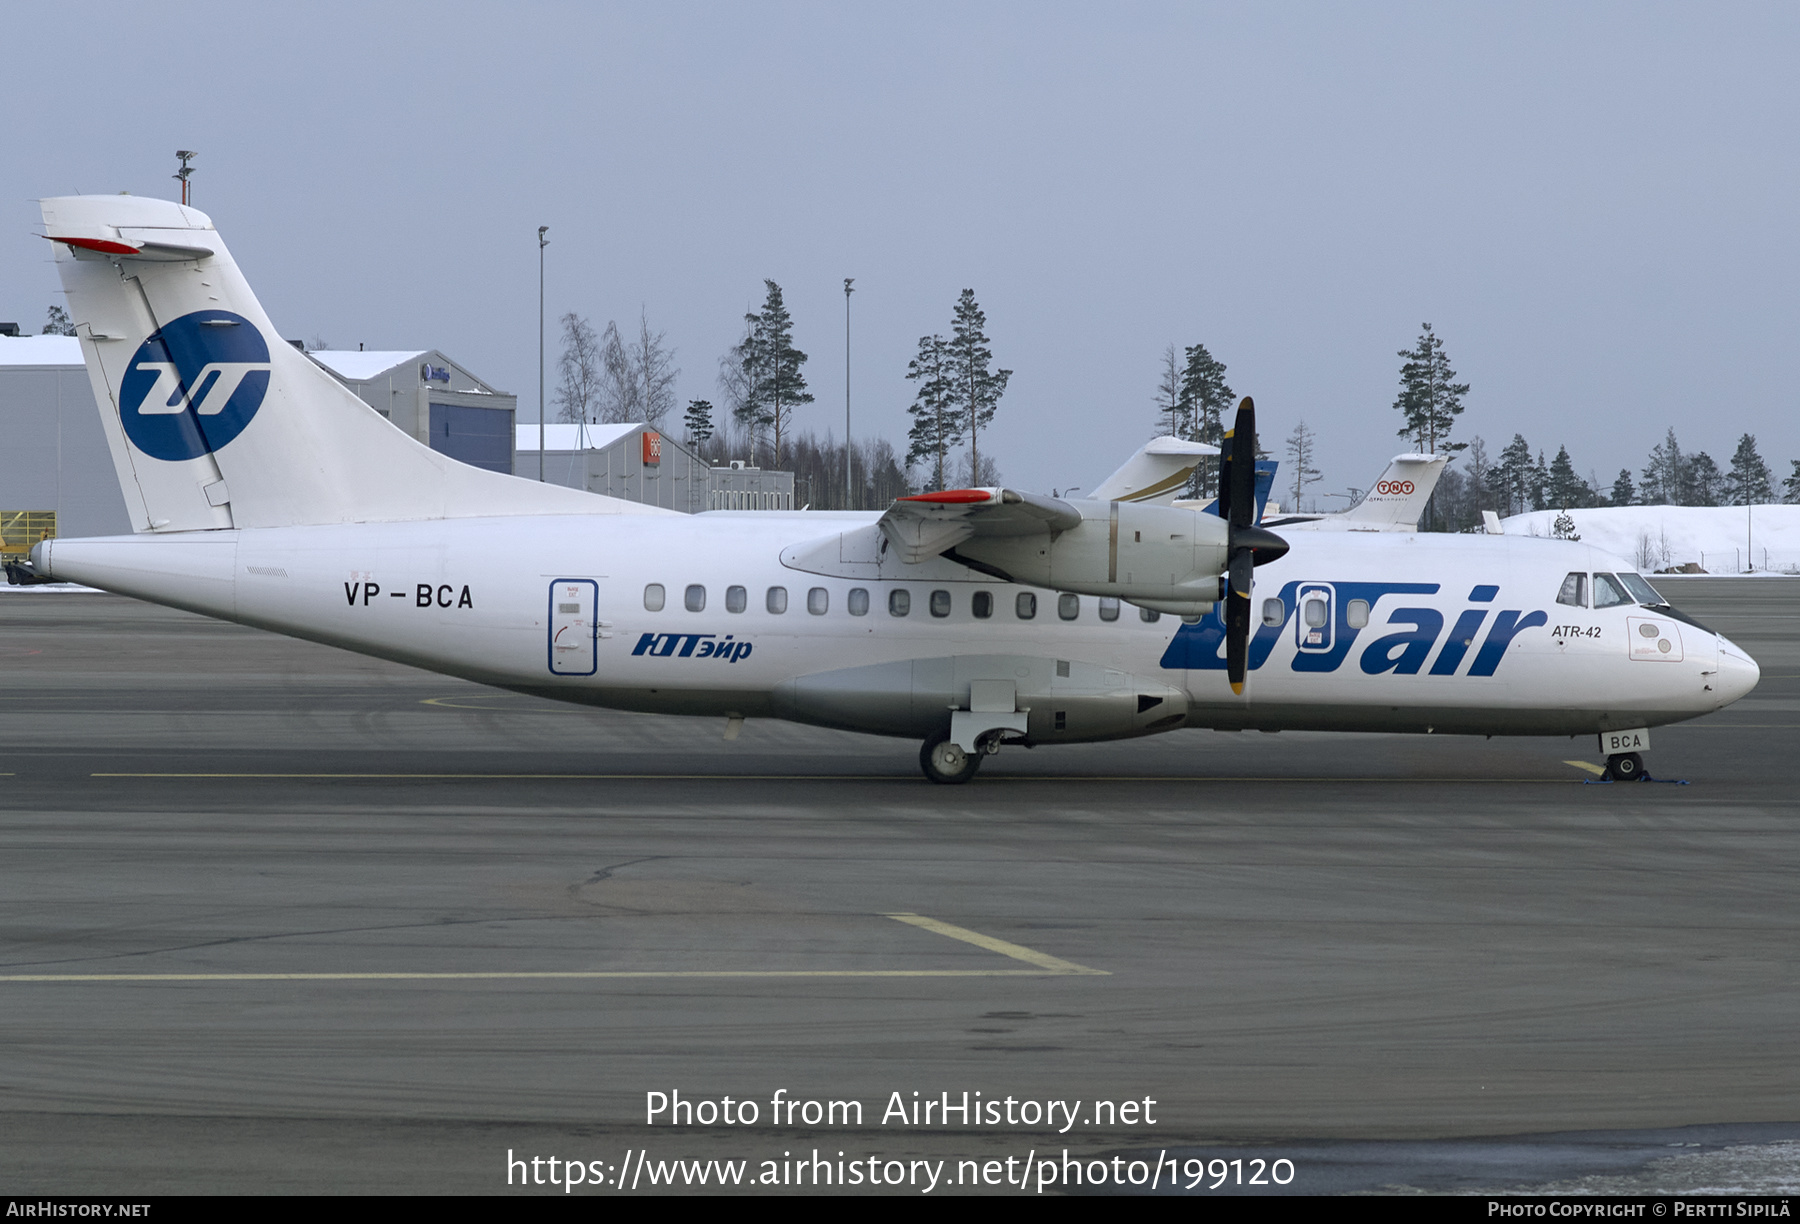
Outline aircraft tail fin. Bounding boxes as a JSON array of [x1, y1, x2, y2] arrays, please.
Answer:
[[1090, 436, 1215, 505], [40, 195, 650, 532], [1339, 453, 1447, 530]]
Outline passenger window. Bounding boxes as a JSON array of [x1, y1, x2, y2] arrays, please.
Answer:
[[1261, 598, 1284, 627], [888, 589, 911, 617], [1556, 572, 1586, 608], [1346, 599, 1370, 629], [1303, 598, 1328, 628], [1058, 593, 1080, 621], [848, 588, 869, 616], [685, 584, 706, 613], [807, 587, 829, 615], [1098, 597, 1120, 622], [726, 585, 747, 613], [643, 583, 665, 612], [1592, 573, 1631, 609], [1016, 592, 1037, 620], [971, 591, 993, 619], [930, 590, 951, 618], [1140, 606, 1161, 624], [766, 586, 788, 614]]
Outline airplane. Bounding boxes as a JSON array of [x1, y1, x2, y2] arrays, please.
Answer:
[[1263, 453, 1447, 532], [26, 194, 1760, 784]]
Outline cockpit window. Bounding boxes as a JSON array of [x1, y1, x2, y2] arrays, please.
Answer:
[[1618, 572, 1665, 606], [1556, 572, 1586, 608], [1592, 572, 1632, 609]]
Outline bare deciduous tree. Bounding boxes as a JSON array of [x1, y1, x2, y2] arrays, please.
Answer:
[[1285, 420, 1321, 512], [554, 313, 602, 423]]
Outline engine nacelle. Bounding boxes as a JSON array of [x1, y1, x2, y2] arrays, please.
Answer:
[[954, 500, 1230, 603]]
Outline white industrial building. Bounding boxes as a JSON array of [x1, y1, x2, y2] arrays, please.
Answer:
[[516, 423, 795, 512]]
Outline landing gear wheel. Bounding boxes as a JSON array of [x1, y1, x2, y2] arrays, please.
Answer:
[[920, 733, 982, 785], [1606, 752, 1645, 782]]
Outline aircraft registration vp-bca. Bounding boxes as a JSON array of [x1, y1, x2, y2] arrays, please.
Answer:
[[29, 195, 1759, 783]]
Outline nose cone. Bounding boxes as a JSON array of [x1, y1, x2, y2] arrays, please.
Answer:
[[1714, 635, 1760, 708]]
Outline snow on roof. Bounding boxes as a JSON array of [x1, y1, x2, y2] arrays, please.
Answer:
[[516, 422, 643, 452], [308, 350, 427, 381], [0, 335, 83, 367]]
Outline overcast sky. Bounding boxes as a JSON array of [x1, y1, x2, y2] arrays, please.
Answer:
[[5, 2, 1796, 503]]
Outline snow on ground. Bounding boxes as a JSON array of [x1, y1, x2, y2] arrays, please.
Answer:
[[1501, 505, 1800, 574]]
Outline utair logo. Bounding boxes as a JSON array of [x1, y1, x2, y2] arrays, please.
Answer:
[[1161, 581, 1548, 678], [118, 310, 272, 461], [632, 632, 753, 663]]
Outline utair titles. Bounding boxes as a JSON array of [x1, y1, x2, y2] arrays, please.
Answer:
[[646, 1089, 1156, 1134]]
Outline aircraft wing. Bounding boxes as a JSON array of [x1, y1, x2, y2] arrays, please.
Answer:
[[877, 488, 1082, 563]]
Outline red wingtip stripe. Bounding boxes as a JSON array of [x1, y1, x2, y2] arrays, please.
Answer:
[[45, 235, 141, 255], [899, 489, 992, 504]]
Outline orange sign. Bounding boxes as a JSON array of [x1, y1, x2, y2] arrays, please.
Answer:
[[642, 430, 662, 466]]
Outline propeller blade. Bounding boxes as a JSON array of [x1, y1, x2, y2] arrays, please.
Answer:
[[1225, 548, 1255, 694], [1227, 396, 1257, 532], [1218, 396, 1283, 695]]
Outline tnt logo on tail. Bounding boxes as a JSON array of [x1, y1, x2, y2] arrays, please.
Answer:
[[118, 310, 271, 461]]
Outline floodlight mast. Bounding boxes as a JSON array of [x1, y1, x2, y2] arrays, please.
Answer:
[[173, 151, 196, 206], [843, 277, 854, 509], [538, 225, 549, 482]]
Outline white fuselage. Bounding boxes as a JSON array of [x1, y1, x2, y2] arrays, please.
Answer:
[[37, 511, 1759, 745]]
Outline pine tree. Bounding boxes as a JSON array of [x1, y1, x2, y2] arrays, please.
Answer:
[[1530, 450, 1549, 511], [1547, 445, 1584, 509], [1641, 429, 1684, 505], [945, 290, 1010, 488], [1392, 324, 1470, 455], [1285, 420, 1321, 512], [1725, 434, 1772, 505], [1177, 343, 1234, 496], [738, 281, 811, 466], [1685, 452, 1721, 506], [1496, 434, 1533, 515], [42, 305, 75, 336], [1610, 469, 1635, 507], [1786, 459, 1800, 504], [904, 334, 959, 492], [684, 399, 715, 444]]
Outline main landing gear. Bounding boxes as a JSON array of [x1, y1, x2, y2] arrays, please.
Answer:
[[1605, 752, 1645, 782], [920, 732, 984, 785]]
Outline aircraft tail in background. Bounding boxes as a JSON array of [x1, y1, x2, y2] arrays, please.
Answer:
[[1269, 453, 1446, 533]]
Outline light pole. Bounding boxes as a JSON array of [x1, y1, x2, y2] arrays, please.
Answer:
[[173, 151, 196, 206], [843, 278, 854, 510], [538, 226, 549, 481]]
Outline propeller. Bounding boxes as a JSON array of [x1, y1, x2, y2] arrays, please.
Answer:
[[1216, 397, 1289, 694]]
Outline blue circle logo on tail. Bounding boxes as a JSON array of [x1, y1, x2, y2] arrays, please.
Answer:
[[119, 310, 272, 461]]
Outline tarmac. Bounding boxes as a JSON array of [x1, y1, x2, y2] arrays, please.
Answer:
[[0, 576, 1795, 1194]]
